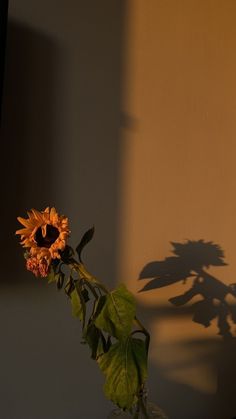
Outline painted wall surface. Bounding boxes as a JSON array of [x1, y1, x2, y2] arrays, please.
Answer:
[[119, 2, 236, 419], [1, 1, 236, 419], [1, 1, 125, 418]]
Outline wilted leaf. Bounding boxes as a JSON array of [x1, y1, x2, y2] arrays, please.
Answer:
[[94, 284, 136, 340], [81, 287, 90, 303], [64, 277, 74, 296], [47, 269, 60, 284], [56, 272, 65, 289], [83, 322, 104, 360], [98, 337, 148, 409], [76, 227, 95, 262], [71, 287, 86, 325]]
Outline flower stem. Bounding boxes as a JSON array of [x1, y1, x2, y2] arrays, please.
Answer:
[[138, 397, 149, 419], [134, 316, 150, 351], [71, 261, 109, 294]]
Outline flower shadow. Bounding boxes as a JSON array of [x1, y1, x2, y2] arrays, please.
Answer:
[[139, 240, 236, 338]]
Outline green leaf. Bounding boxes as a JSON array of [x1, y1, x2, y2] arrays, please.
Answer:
[[47, 269, 60, 284], [98, 337, 148, 409], [64, 277, 74, 296], [56, 272, 65, 289], [81, 287, 90, 303], [47, 265, 65, 289], [71, 287, 85, 325], [94, 284, 136, 340], [76, 226, 95, 262], [83, 322, 104, 360]]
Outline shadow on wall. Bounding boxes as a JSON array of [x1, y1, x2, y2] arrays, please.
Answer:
[[0, 20, 61, 283], [139, 240, 236, 418], [140, 240, 236, 338], [64, 1, 126, 286], [0, 5, 127, 418], [1, 1, 126, 288]]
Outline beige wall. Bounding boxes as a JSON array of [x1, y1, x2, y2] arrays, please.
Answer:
[[120, 0, 236, 290], [1, 1, 236, 418], [119, 1, 236, 418]]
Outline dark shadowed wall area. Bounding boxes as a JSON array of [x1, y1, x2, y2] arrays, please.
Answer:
[[1, 1, 236, 419], [0, 1, 125, 418]]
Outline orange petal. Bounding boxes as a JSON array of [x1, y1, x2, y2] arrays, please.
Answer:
[[49, 207, 56, 221], [15, 228, 30, 236], [41, 224, 47, 237], [31, 209, 43, 221], [17, 217, 34, 228]]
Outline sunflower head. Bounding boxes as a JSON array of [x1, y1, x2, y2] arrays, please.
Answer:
[[16, 207, 70, 276]]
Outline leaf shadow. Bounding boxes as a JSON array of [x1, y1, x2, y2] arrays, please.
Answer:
[[139, 240, 236, 338]]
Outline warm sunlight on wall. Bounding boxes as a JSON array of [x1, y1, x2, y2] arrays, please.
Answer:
[[119, 1, 236, 416], [120, 0, 236, 309]]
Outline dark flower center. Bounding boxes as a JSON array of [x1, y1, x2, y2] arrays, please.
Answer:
[[35, 225, 59, 248]]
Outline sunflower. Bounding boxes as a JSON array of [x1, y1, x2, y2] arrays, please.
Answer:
[[16, 207, 70, 271]]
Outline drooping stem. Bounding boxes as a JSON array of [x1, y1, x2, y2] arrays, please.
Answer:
[[134, 316, 150, 350], [138, 397, 149, 419], [82, 278, 99, 299], [132, 405, 140, 419], [70, 260, 109, 294]]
